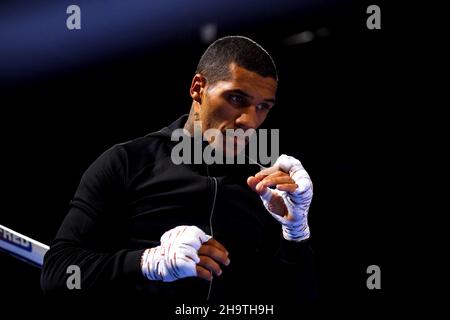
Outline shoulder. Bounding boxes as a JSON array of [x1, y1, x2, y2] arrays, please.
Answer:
[[115, 132, 169, 167], [96, 132, 169, 186], [93, 115, 187, 183]]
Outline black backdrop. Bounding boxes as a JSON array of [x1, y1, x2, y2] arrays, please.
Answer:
[[1, 0, 404, 312]]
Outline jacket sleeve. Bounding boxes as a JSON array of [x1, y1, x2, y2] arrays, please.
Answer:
[[40, 145, 146, 295], [273, 238, 319, 302]]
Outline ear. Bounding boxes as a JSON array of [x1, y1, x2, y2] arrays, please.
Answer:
[[190, 74, 207, 105]]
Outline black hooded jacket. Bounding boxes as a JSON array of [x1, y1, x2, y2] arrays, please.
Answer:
[[40, 115, 317, 305]]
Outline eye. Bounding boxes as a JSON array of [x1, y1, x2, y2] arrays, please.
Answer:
[[256, 103, 272, 111], [229, 94, 245, 105]]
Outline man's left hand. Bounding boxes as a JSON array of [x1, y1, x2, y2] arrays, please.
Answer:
[[247, 154, 313, 242]]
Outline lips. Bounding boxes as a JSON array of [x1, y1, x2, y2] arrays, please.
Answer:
[[223, 135, 246, 146]]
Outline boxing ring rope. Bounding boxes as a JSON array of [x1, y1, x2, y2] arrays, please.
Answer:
[[0, 224, 49, 268]]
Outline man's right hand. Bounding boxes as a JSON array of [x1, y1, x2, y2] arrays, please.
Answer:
[[197, 238, 230, 280], [141, 225, 230, 282]]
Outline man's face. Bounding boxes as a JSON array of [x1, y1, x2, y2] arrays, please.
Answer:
[[195, 63, 277, 156]]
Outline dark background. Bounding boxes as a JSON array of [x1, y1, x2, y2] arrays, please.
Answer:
[[1, 0, 406, 312]]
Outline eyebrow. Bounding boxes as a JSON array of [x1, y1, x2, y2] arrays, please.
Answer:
[[226, 89, 276, 104]]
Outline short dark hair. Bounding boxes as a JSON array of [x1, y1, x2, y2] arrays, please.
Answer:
[[195, 35, 278, 84]]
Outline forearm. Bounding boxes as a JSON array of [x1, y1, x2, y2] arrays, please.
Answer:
[[40, 205, 146, 295], [275, 237, 313, 264], [273, 238, 319, 301], [41, 240, 144, 295]]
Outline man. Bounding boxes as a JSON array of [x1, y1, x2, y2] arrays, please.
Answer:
[[41, 36, 317, 308]]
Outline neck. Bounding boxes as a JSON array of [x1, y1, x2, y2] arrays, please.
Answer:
[[183, 105, 198, 135]]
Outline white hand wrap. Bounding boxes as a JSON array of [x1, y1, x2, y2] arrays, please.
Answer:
[[141, 225, 211, 282], [260, 154, 313, 242]]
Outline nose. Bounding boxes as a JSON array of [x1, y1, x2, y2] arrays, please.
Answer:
[[235, 106, 259, 130]]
